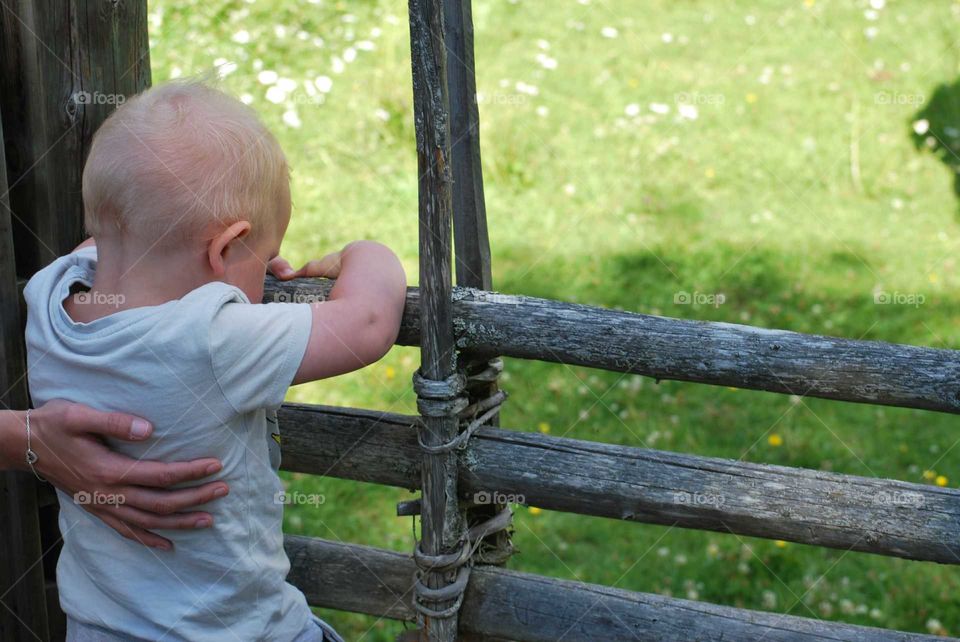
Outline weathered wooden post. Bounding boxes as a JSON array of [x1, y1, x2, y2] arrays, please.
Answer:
[[0, 92, 50, 642], [407, 0, 465, 639], [443, 0, 512, 566], [0, 2, 150, 638]]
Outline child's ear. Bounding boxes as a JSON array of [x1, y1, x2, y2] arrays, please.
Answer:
[[207, 221, 252, 277]]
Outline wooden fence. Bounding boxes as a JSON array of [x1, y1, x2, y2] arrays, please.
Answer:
[[1, 0, 957, 641]]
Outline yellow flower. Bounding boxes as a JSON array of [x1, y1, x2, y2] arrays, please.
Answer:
[[775, 540, 788, 548], [746, 93, 758, 104], [923, 470, 936, 481], [929, 273, 939, 284], [804, 0, 815, 7], [529, 506, 542, 516], [936, 475, 949, 487], [538, 422, 551, 434], [767, 434, 783, 447], [385, 366, 396, 380], [705, 167, 716, 179]]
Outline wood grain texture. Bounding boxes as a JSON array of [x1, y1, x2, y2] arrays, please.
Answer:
[[283, 535, 945, 641], [0, 82, 49, 641], [442, 0, 511, 568], [265, 277, 960, 414], [0, 0, 151, 275], [408, 0, 463, 636], [278, 402, 960, 564], [0, 4, 150, 637]]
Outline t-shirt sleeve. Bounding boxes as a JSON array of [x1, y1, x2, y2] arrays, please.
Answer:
[[208, 296, 314, 415]]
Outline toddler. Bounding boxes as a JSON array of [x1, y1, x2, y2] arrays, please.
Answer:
[[24, 78, 407, 641]]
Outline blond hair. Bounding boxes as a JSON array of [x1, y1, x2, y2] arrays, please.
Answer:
[[82, 78, 290, 245]]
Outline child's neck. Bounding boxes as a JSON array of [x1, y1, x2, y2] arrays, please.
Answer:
[[65, 239, 214, 323]]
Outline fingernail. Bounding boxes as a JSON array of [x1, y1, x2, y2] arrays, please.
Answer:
[[131, 419, 151, 439], [156, 542, 172, 551], [214, 486, 228, 498], [205, 462, 222, 475], [195, 517, 212, 528]]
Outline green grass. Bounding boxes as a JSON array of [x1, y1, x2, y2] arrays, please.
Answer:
[[149, 0, 960, 638]]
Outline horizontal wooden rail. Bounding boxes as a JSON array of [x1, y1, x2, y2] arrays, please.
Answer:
[[264, 277, 960, 414], [283, 535, 943, 641], [278, 403, 960, 565]]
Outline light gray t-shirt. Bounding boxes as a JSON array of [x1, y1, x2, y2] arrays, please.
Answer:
[[24, 246, 316, 642]]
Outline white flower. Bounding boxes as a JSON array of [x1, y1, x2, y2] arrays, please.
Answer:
[[536, 106, 549, 117], [870, 0, 885, 9], [650, 102, 670, 115], [331, 57, 345, 74], [913, 119, 930, 135], [356, 40, 375, 51], [314, 75, 333, 93], [239, 93, 254, 105], [231, 30, 251, 44], [536, 53, 558, 70], [282, 109, 301, 128], [274, 25, 287, 38], [601, 26, 618, 38], [265, 86, 287, 104], [661, 32, 673, 43], [678, 104, 698, 120], [343, 47, 357, 63], [258, 70, 279, 85], [864, 26, 878, 39], [374, 108, 390, 121], [624, 103, 641, 117]]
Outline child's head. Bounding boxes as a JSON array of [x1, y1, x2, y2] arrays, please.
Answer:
[[82, 78, 290, 301]]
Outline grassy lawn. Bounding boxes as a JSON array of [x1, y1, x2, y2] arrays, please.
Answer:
[[149, 0, 960, 638]]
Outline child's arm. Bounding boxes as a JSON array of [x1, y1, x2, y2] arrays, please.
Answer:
[[290, 240, 407, 385]]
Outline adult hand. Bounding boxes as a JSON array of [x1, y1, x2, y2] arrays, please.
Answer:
[[20, 400, 228, 550]]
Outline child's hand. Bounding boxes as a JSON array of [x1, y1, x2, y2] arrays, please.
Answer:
[[268, 252, 342, 280]]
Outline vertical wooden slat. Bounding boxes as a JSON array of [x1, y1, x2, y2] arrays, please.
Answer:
[[409, 0, 462, 638], [0, 2, 151, 637], [443, 0, 511, 566], [445, 0, 491, 292], [0, 0, 151, 277], [0, 84, 50, 642]]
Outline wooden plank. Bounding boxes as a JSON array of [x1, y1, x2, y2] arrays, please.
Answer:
[[265, 278, 960, 414], [283, 536, 945, 641], [0, 79, 49, 642], [0, 0, 151, 276], [445, 0, 491, 292], [443, 0, 511, 567], [0, 3, 151, 636], [278, 402, 960, 564], [408, 0, 463, 637]]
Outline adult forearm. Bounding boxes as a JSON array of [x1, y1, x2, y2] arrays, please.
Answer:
[[0, 409, 27, 471]]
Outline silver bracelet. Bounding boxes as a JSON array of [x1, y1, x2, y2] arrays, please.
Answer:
[[24, 409, 46, 482]]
